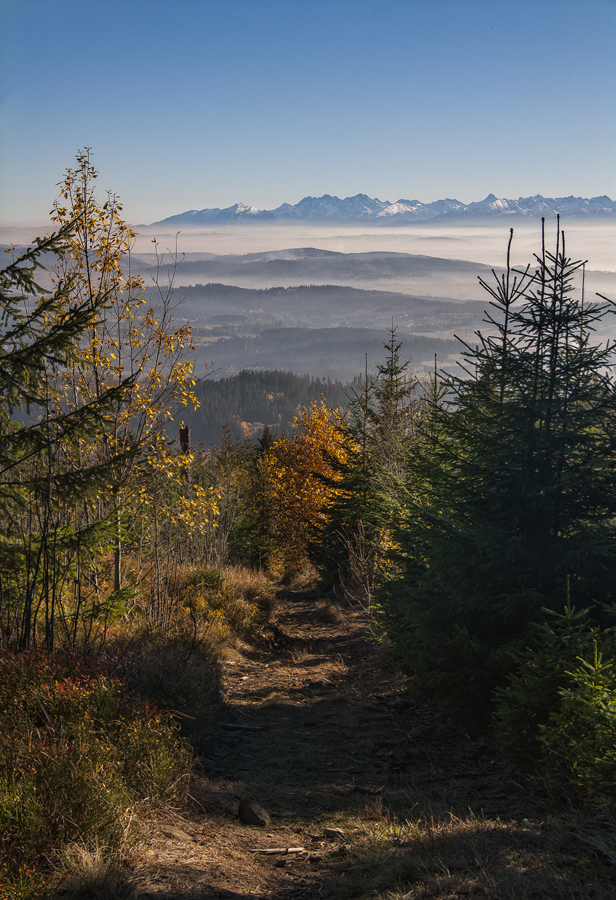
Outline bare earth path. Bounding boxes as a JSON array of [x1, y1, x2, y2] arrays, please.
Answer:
[[126, 588, 616, 900]]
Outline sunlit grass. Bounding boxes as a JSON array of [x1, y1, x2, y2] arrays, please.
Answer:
[[319, 805, 616, 899]]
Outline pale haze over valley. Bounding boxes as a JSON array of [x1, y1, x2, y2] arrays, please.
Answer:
[[3, 212, 614, 384], [123, 215, 615, 383], [4, 4, 616, 890]]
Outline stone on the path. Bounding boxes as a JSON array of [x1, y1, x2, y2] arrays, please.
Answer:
[[324, 827, 346, 840], [238, 799, 271, 826], [159, 824, 196, 842]]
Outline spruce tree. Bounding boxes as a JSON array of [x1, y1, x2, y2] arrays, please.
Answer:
[[316, 359, 383, 587], [234, 425, 278, 568], [372, 324, 417, 516], [382, 221, 616, 708], [0, 226, 135, 651], [317, 331, 417, 596]]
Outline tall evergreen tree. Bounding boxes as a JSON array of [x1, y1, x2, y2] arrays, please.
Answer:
[[382, 222, 616, 707], [372, 324, 418, 516], [316, 332, 417, 595], [229, 426, 278, 569], [0, 226, 135, 651], [373, 325, 416, 463], [316, 359, 383, 587]]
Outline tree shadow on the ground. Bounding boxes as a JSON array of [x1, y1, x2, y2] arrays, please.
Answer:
[[121, 589, 615, 900]]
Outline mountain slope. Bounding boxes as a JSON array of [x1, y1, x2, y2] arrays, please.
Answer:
[[150, 193, 615, 227]]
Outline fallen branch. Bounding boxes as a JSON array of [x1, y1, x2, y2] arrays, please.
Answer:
[[249, 847, 306, 855]]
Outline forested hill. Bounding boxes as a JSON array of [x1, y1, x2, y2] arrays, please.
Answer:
[[178, 369, 352, 445]]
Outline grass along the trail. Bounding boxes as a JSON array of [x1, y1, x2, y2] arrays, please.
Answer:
[[0, 565, 276, 900], [0, 650, 191, 900], [118, 584, 616, 899]]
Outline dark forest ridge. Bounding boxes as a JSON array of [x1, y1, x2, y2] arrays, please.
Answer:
[[135, 246, 495, 272], [170, 282, 489, 326], [148, 192, 615, 227], [131, 246, 505, 303], [190, 325, 461, 384], [157, 282, 486, 382], [178, 369, 352, 445]]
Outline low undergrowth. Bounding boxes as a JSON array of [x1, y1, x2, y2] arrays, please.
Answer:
[[195, 564, 276, 638], [493, 604, 616, 799], [0, 564, 277, 899], [0, 650, 191, 899]]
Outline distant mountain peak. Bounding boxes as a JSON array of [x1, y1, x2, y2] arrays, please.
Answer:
[[149, 193, 615, 227]]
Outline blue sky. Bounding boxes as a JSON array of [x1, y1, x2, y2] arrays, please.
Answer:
[[1, 0, 614, 225]]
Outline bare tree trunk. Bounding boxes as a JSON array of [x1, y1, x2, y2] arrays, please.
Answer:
[[114, 488, 121, 593]]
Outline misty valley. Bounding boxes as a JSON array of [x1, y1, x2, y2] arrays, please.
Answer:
[[4, 0, 616, 890], [129, 245, 615, 425]]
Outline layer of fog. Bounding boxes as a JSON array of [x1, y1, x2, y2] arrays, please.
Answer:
[[133, 220, 615, 269], [4, 219, 613, 270], [131, 220, 615, 303], [4, 220, 613, 300], [3, 220, 613, 383]]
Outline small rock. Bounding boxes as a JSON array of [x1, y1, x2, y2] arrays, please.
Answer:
[[159, 825, 196, 842], [238, 799, 271, 826], [323, 827, 346, 840]]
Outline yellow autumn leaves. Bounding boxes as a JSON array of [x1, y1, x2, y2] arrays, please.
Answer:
[[259, 401, 347, 569], [48, 149, 215, 566], [44, 151, 361, 574]]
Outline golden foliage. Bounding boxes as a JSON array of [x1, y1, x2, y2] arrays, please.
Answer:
[[50, 149, 198, 446], [49, 149, 215, 600], [267, 401, 345, 568]]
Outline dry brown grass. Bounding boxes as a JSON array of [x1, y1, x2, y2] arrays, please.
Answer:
[[319, 800, 616, 899], [101, 617, 221, 744], [216, 564, 276, 634], [313, 598, 346, 625], [279, 560, 320, 589], [177, 563, 275, 640], [97, 565, 278, 758], [53, 845, 135, 899]]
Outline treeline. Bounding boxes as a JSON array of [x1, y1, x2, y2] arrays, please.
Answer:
[[180, 369, 352, 444], [0, 152, 286, 895], [335, 225, 616, 800]]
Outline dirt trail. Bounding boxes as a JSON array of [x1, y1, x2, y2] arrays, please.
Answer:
[[125, 589, 554, 899]]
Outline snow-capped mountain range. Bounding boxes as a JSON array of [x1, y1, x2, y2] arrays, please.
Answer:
[[150, 193, 615, 227]]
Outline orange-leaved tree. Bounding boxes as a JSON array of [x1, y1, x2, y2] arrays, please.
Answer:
[[266, 401, 346, 570]]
